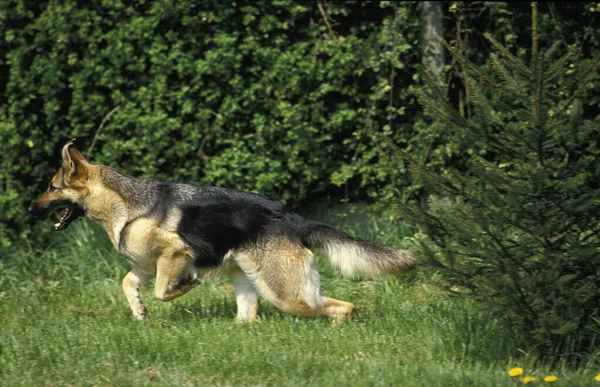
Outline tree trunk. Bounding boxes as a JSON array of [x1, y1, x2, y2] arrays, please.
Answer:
[[420, 1, 444, 85]]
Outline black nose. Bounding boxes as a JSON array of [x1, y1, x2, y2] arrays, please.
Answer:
[[28, 203, 42, 217]]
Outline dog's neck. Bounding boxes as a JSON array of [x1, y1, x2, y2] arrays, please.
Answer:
[[81, 166, 151, 248]]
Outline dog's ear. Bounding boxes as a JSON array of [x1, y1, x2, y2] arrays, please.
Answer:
[[61, 139, 89, 181]]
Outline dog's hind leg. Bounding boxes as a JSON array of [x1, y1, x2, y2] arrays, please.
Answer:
[[229, 268, 260, 323], [123, 270, 151, 320], [154, 248, 200, 302], [236, 240, 356, 322], [317, 297, 357, 323]]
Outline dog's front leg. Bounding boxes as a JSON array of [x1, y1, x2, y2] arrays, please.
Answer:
[[123, 270, 151, 320], [154, 249, 199, 302]]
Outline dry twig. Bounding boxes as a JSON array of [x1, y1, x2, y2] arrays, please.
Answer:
[[87, 106, 120, 158], [318, 2, 339, 43]]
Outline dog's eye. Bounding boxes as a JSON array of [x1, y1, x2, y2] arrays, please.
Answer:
[[48, 185, 57, 192]]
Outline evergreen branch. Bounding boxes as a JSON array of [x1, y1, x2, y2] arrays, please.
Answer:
[[512, 279, 538, 326], [516, 110, 535, 125], [560, 54, 600, 94], [464, 76, 480, 106], [415, 92, 470, 133], [533, 56, 544, 130], [421, 130, 437, 167], [464, 76, 500, 129], [441, 40, 500, 88], [552, 55, 600, 119], [547, 3, 569, 49], [376, 133, 423, 170], [418, 65, 471, 128], [379, 133, 460, 198], [384, 141, 456, 198], [531, 2, 539, 59], [452, 251, 489, 262], [482, 221, 534, 278], [543, 41, 561, 61], [472, 157, 510, 185], [543, 46, 575, 81], [497, 57, 533, 81], [416, 205, 452, 238], [484, 33, 531, 76], [418, 64, 451, 112], [489, 53, 526, 98]]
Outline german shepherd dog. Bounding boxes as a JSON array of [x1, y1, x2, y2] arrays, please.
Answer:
[[28, 140, 415, 322]]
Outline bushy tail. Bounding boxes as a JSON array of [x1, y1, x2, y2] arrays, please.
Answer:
[[302, 221, 416, 277]]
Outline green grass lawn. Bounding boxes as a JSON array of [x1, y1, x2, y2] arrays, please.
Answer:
[[1, 218, 599, 386]]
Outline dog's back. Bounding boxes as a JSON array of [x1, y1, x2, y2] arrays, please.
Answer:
[[138, 179, 416, 277]]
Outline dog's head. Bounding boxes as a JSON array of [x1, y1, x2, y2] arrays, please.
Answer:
[[28, 139, 88, 231]]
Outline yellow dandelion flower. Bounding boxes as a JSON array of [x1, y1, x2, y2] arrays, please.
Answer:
[[543, 375, 558, 382], [509, 367, 524, 377], [523, 376, 536, 384], [595, 373, 600, 381]]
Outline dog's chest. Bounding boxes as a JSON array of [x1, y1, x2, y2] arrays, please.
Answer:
[[120, 247, 157, 275], [115, 217, 165, 275]]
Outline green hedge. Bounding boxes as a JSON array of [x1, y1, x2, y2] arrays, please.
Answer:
[[1, 2, 598, 246], [0, 1, 425, 244]]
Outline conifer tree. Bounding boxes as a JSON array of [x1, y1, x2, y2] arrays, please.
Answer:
[[402, 2, 600, 362]]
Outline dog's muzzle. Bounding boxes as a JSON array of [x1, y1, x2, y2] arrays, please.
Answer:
[[27, 202, 47, 219]]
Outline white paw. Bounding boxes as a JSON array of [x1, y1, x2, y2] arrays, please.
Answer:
[[133, 306, 148, 320]]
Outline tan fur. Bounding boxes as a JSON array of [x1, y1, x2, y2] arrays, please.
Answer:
[[91, 190, 201, 311], [319, 241, 415, 276], [32, 141, 385, 323], [122, 270, 150, 320], [230, 239, 356, 321], [44, 143, 203, 318], [155, 248, 198, 301], [79, 168, 127, 247], [33, 166, 89, 214]]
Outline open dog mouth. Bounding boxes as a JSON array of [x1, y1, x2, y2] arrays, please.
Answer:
[[54, 204, 84, 231]]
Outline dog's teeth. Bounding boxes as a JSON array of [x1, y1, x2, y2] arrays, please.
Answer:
[[54, 223, 60, 229]]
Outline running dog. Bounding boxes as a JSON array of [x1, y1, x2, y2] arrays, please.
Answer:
[[28, 140, 415, 322]]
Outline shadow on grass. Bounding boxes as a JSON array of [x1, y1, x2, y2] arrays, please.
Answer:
[[160, 297, 340, 325]]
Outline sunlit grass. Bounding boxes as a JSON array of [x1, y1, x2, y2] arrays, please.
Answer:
[[1, 211, 599, 386]]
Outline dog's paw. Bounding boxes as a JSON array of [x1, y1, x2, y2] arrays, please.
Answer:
[[133, 305, 148, 320], [330, 305, 357, 327], [171, 276, 201, 292]]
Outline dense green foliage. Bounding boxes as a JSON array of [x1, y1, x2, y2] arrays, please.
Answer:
[[2, 2, 599, 246], [0, 1, 424, 245], [403, 4, 600, 363]]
